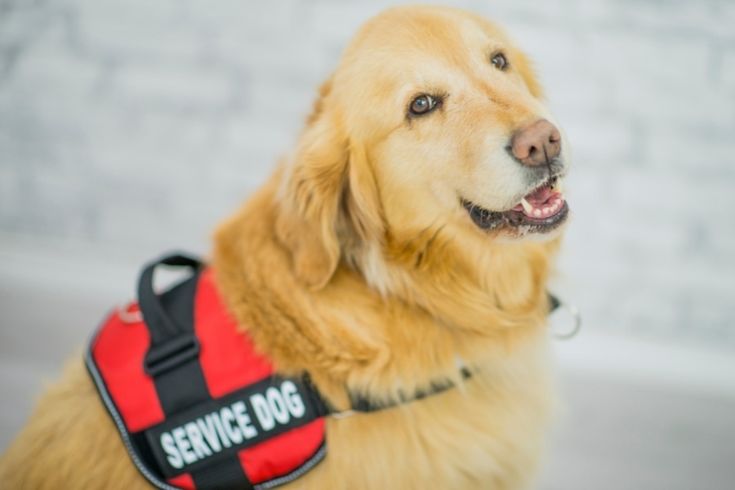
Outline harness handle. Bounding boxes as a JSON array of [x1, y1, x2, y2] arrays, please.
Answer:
[[137, 253, 203, 376]]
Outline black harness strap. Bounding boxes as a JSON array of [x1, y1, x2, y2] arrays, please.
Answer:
[[138, 254, 253, 490], [345, 366, 473, 414]]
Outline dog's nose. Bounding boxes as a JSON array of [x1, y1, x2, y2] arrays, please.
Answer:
[[510, 119, 561, 167]]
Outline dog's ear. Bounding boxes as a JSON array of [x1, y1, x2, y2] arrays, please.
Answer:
[[276, 79, 345, 290], [276, 79, 385, 290]]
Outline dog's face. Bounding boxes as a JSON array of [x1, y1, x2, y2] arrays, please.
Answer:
[[333, 7, 570, 242], [278, 6, 569, 290]]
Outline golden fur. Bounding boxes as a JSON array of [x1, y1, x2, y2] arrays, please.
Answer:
[[1, 6, 568, 489]]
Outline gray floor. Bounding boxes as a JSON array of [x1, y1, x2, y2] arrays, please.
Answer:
[[543, 375, 735, 490], [1, 280, 734, 490]]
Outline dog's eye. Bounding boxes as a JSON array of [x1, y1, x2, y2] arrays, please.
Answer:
[[409, 94, 439, 116], [490, 52, 509, 71]]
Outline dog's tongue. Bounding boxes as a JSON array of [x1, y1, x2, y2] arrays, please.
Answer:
[[525, 185, 555, 206], [511, 184, 557, 212]]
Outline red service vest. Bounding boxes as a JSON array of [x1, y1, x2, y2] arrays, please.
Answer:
[[86, 252, 550, 488], [86, 255, 328, 489]]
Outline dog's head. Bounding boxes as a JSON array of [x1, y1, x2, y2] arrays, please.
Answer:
[[277, 6, 570, 295]]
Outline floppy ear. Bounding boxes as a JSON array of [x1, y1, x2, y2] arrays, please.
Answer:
[[276, 79, 385, 290], [275, 80, 348, 289]]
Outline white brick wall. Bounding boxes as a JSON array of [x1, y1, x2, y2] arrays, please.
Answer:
[[1, 0, 734, 346]]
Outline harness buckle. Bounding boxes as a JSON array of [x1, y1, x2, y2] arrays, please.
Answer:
[[144, 334, 200, 377]]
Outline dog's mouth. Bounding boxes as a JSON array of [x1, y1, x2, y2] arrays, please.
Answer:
[[461, 176, 569, 235]]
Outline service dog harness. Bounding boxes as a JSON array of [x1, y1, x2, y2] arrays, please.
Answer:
[[86, 253, 576, 490]]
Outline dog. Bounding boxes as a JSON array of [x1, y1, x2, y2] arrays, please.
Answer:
[[0, 5, 570, 489]]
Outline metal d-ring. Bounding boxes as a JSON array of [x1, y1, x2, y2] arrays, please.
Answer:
[[552, 301, 582, 340]]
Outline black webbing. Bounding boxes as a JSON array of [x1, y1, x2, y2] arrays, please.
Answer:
[[138, 253, 253, 490], [346, 366, 473, 414], [138, 254, 201, 346]]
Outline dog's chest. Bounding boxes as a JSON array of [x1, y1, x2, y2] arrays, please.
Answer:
[[298, 361, 554, 489]]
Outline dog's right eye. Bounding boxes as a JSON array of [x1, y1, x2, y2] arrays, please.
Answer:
[[409, 94, 439, 116]]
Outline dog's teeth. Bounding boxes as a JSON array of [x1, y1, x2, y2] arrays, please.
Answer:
[[520, 197, 533, 214], [533, 209, 542, 217]]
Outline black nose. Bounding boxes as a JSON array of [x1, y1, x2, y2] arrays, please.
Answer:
[[510, 119, 561, 167]]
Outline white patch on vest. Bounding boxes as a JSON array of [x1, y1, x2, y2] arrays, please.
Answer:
[[282, 380, 306, 418], [250, 393, 275, 430], [197, 416, 222, 452], [210, 412, 231, 448], [159, 381, 307, 469], [185, 421, 212, 460], [232, 401, 258, 439], [161, 432, 184, 469], [220, 406, 242, 444], [172, 427, 196, 465]]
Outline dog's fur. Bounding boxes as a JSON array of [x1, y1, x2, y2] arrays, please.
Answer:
[[0, 6, 569, 489]]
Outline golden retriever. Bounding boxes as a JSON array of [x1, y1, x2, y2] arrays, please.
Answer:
[[0, 5, 570, 489]]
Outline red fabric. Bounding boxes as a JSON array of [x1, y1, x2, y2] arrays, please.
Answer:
[[194, 269, 274, 398], [168, 473, 195, 489], [92, 307, 164, 432], [238, 418, 326, 484], [92, 267, 325, 487], [195, 269, 326, 484]]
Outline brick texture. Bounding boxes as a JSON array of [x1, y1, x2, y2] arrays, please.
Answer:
[[1, 0, 734, 346]]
